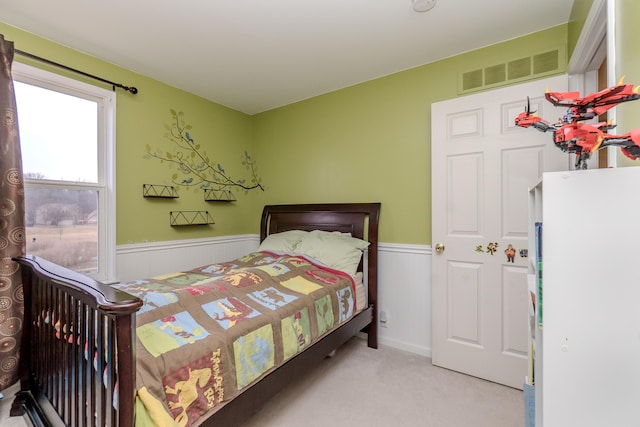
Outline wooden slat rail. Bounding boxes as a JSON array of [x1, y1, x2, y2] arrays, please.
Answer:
[[11, 256, 142, 427]]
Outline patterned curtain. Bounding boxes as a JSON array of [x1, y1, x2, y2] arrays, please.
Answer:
[[0, 34, 25, 391]]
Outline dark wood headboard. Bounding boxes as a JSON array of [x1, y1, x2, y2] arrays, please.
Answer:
[[260, 203, 380, 243], [260, 203, 381, 343]]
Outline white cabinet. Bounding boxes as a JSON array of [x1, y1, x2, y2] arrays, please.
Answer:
[[530, 167, 640, 427]]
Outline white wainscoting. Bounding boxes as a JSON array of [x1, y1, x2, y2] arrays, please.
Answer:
[[116, 235, 260, 282], [115, 236, 433, 357], [377, 242, 432, 357]]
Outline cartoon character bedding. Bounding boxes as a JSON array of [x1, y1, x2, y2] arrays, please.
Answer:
[[115, 250, 362, 427]]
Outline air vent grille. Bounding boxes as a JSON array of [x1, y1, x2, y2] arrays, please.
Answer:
[[462, 69, 483, 91], [533, 50, 559, 74], [459, 47, 564, 94], [484, 64, 506, 85], [508, 57, 531, 80]]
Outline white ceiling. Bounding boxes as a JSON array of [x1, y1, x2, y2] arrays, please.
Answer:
[[0, 0, 574, 115]]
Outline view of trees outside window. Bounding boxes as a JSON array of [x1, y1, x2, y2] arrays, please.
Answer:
[[23, 184, 98, 273], [15, 80, 99, 273]]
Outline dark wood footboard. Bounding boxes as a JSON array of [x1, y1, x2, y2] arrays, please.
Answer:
[[11, 255, 142, 427]]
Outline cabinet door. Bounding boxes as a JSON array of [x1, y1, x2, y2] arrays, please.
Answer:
[[543, 167, 640, 427]]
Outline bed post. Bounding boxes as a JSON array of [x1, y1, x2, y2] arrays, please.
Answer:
[[365, 203, 380, 349], [10, 260, 34, 419], [112, 304, 139, 426]]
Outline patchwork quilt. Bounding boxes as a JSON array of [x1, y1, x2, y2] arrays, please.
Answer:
[[113, 251, 357, 427]]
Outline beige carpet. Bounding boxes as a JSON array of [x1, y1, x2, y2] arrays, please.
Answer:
[[0, 383, 25, 427], [0, 336, 523, 427], [243, 336, 523, 427]]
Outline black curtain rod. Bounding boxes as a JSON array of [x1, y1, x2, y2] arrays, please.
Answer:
[[14, 49, 138, 94]]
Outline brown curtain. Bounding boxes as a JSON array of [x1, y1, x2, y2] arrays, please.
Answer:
[[0, 34, 25, 391]]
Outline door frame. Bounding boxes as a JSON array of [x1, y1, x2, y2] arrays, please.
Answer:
[[568, 0, 610, 166]]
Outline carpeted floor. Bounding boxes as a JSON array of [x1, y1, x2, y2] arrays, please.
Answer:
[[0, 336, 523, 427], [242, 336, 523, 427], [0, 383, 24, 427]]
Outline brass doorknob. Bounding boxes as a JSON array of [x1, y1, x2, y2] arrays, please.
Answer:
[[435, 243, 445, 253]]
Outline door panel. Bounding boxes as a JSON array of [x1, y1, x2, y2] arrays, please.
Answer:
[[502, 146, 543, 236], [448, 154, 482, 234], [448, 261, 482, 345]]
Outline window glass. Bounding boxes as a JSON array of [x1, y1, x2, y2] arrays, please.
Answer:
[[15, 81, 98, 183]]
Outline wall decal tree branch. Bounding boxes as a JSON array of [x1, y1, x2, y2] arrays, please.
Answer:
[[144, 109, 264, 194]]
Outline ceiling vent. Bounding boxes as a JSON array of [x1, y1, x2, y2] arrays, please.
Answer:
[[459, 46, 564, 94]]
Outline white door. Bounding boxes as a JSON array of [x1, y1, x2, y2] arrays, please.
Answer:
[[431, 75, 569, 389]]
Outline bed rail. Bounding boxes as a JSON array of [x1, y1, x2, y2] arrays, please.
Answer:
[[11, 255, 142, 427]]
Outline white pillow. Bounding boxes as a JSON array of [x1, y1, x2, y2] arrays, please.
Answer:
[[258, 230, 308, 253], [296, 230, 369, 276]]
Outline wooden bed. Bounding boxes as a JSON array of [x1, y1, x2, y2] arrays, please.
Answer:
[[10, 202, 380, 427]]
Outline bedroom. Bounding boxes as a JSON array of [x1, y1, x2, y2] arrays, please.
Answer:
[[0, 0, 638, 426]]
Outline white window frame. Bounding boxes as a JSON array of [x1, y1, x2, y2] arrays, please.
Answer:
[[12, 62, 117, 282]]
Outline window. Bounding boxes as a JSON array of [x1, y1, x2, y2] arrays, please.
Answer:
[[13, 62, 116, 282]]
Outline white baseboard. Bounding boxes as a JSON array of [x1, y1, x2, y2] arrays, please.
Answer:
[[379, 336, 432, 358]]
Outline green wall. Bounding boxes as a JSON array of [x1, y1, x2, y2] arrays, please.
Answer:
[[1, 21, 570, 246], [568, 0, 595, 59], [615, 0, 640, 167], [253, 25, 569, 244], [0, 22, 260, 244]]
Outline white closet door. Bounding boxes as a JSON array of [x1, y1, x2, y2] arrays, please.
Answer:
[[431, 75, 569, 388]]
